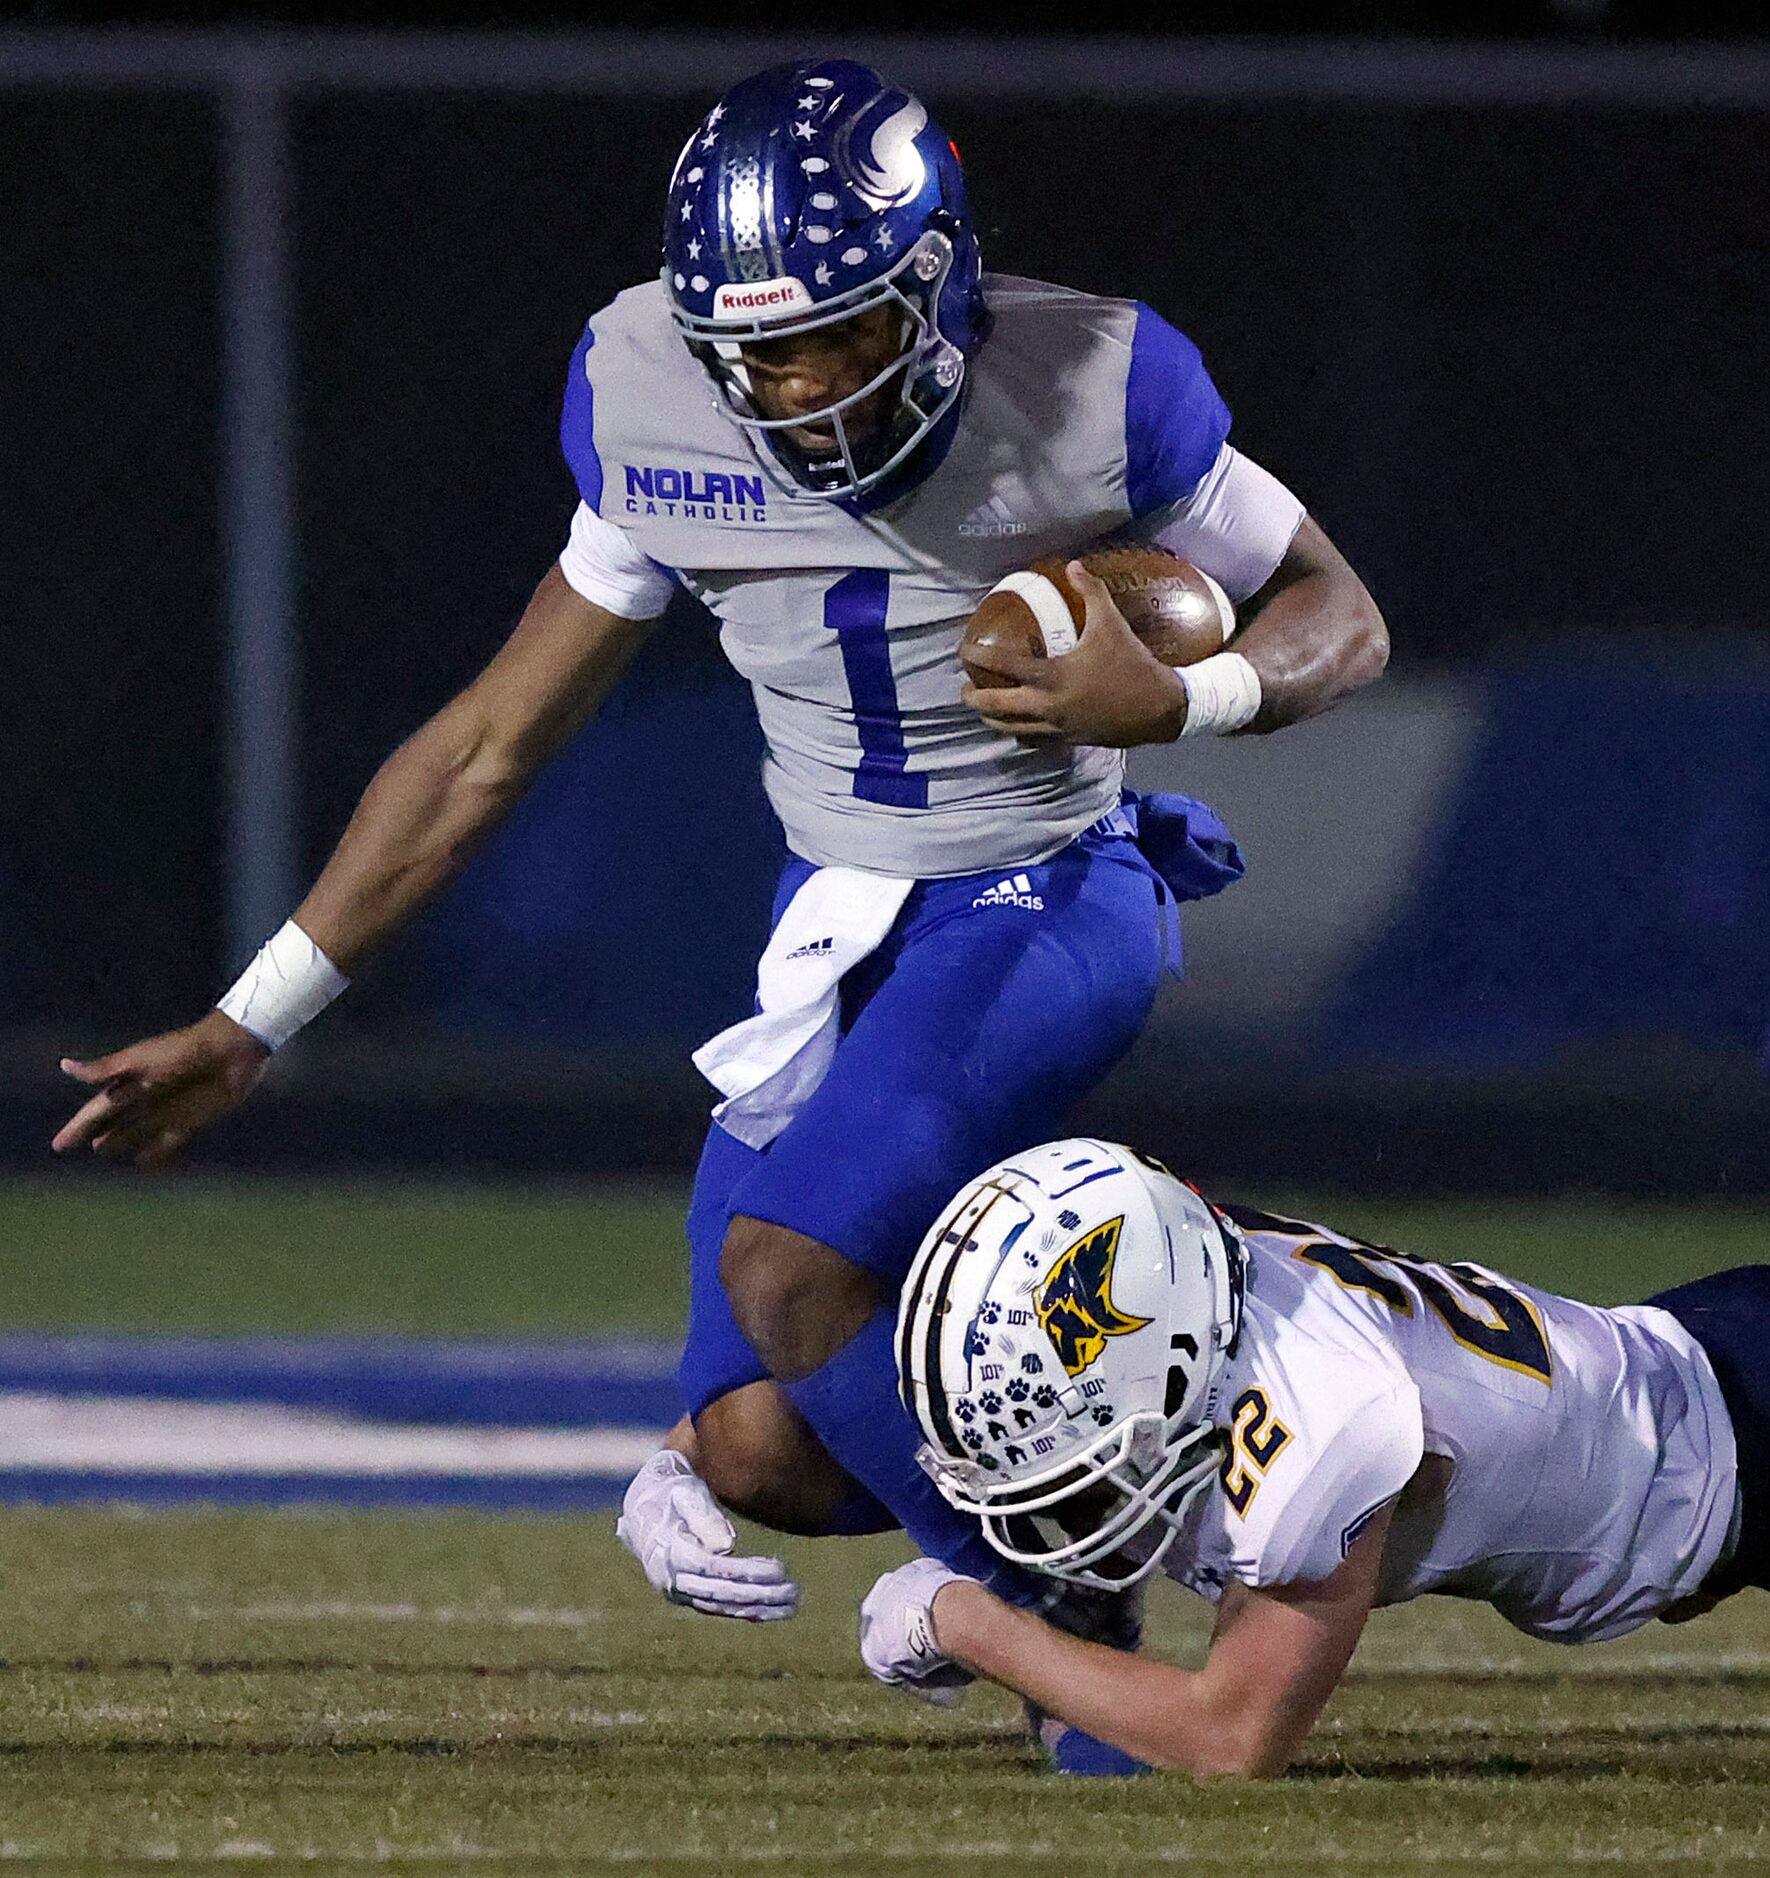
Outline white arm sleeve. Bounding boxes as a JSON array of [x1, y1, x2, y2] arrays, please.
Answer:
[[557, 501, 678, 620], [1142, 443, 1307, 605]]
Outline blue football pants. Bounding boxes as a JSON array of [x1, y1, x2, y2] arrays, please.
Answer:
[[679, 827, 1170, 1584]]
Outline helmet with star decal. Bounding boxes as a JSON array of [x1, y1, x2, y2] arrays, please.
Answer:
[[661, 59, 986, 503]]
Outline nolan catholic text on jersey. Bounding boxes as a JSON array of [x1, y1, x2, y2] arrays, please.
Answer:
[[555, 275, 1302, 879]]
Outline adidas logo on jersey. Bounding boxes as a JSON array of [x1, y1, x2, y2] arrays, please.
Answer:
[[958, 494, 1029, 539], [785, 935, 835, 960], [972, 873, 1043, 911]]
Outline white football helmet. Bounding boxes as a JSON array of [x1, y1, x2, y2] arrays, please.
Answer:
[[897, 1139, 1245, 1590]]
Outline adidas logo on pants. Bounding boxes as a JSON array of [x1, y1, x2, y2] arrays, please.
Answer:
[[970, 873, 1044, 911]]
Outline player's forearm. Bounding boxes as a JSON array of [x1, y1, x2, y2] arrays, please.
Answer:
[[288, 570, 653, 973], [931, 1582, 1286, 1778], [290, 707, 537, 972], [1232, 516, 1388, 732]]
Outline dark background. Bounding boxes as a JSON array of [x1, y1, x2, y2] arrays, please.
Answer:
[[5, 2, 1768, 37], [4, 22, 1768, 1188]]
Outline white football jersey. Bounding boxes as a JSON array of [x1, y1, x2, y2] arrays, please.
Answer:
[[1163, 1208, 1738, 1644]]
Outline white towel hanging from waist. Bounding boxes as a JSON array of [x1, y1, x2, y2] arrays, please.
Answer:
[[691, 866, 915, 1150]]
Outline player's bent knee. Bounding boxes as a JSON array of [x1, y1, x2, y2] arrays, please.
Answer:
[[720, 1215, 881, 1383], [693, 1396, 802, 1528], [693, 1384, 851, 1536]]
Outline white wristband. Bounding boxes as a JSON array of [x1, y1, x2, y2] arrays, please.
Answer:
[[216, 920, 349, 1051], [1178, 651, 1262, 737]]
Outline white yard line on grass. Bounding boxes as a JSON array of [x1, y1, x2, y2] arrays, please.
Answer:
[[0, 1391, 665, 1476], [209, 1599, 608, 1627]]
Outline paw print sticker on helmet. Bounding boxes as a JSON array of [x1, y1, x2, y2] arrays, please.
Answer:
[[898, 1137, 1245, 1592]]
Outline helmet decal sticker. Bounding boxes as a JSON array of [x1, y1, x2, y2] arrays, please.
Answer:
[[1034, 1216, 1154, 1378], [899, 1142, 1246, 1591], [661, 61, 986, 502], [843, 94, 929, 210]]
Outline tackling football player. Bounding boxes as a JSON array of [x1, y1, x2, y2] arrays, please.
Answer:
[[861, 1139, 1763, 1777], [53, 63, 1385, 1654]]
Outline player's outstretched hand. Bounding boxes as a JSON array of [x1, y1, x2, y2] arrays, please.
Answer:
[[960, 560, 1190, 749], [52, 1009, 271, 1168], [859, 1556, 977, 1707], [617, 1449, 801, 1622]]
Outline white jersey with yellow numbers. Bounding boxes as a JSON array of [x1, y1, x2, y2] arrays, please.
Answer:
[[1162, 1207, 1738, 1644]]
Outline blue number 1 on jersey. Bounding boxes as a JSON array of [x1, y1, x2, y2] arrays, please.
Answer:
[[823, 570, 928, 810]]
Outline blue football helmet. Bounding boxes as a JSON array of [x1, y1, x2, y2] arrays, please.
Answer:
[[662, 60, 986, 502]]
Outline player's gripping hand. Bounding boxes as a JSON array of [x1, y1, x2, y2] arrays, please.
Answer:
[[52, 1009, 271, 1168], [616, 1450, 801, 1622], [859, 1556, 977, 1708], [961, 560, 1190, 748]]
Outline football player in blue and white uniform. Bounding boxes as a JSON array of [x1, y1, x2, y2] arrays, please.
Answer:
[[53, 64, 1386, 1666], [862, 1140, 1765, 1777]]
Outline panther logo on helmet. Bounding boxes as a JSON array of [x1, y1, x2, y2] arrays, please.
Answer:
[[898, 1139, 1246, 1591], [1034, 1216, 1153, 1378]]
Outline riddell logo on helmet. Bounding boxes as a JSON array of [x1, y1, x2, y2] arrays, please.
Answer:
[[712, 278, 814, 317]]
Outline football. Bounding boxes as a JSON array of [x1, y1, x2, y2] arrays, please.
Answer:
[[961, 546, 1236, 690]]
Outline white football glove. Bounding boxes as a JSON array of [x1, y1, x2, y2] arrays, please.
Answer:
[[616, 1450, 800, 1622], [859, 1556, 977, 1708]]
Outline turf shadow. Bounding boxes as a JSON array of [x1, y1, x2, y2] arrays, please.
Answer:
[[0, 1729, 1026, 1762], [0, 1655, 868, 1682], [1294, 1722, 1770, 1784], [1347, 1665, 1770, 1689]]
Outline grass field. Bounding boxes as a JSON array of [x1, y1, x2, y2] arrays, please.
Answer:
[[8, 1175, 1767, 1331], [3, 1177, 1769, 1872]]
